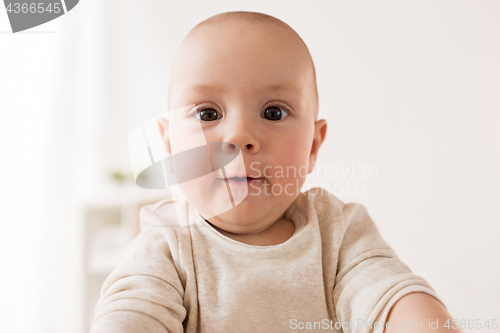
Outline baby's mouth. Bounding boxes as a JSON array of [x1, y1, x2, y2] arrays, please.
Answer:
[[222, 176, 261, 185]]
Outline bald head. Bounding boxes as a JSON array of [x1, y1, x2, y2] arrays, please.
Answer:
[[169, 11, 319, 119]]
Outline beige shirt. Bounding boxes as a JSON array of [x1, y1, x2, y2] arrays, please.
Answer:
[[90, 188, 444, 333]]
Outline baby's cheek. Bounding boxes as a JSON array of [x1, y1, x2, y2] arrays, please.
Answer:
[[271, 156, 309, 196]]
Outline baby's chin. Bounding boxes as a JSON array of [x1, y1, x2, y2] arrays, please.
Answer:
[[195, 194, 266, 226], [203, 191, 297, 234], [178, 177, 301, 232], [206, 203, 277, 235]]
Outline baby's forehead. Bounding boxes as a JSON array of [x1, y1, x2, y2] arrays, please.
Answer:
[[173, 27, 308, 84], [179, 21, 309, 66], [169, 16, 318, 115]]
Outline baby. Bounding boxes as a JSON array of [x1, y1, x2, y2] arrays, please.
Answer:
[[90, 11, 461, 333]]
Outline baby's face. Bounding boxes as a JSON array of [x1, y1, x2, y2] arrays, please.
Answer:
[[163, 21, 325, 235]]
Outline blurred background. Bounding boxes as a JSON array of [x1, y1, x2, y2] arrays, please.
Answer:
[[1, 1, 499, 332]]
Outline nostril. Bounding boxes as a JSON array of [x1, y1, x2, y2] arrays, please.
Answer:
[[246, 144, 253, 150], [221, 142, 237, 153]]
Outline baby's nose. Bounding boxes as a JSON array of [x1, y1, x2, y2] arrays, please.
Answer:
[[221, 117, 260, 154], [221, 142, 254, 153]]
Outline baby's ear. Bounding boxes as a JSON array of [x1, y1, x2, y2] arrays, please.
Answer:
[[157, 117, 172, 155], [308, 119, 327, 173]]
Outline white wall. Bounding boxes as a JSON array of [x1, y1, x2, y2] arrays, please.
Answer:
[[0, 10, 73, 333], [0, 2, 106, 332]]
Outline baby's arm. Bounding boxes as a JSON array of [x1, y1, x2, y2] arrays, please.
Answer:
[[89, 225, 186, 333], [332, 202, 456, 333], [384, 292, 464, 333], [91, 311, 171, 332]]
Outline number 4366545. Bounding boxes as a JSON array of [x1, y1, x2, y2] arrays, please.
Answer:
[[444, 319, 498, 330], [6, 3, 62, 14]]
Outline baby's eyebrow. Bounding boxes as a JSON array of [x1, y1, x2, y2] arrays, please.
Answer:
[[187, 84, 219, 92], [262, 84, 298, 93]]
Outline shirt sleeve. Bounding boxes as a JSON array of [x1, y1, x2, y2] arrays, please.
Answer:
[[89, 225, 186, 333], [332, 202, 446, 333]]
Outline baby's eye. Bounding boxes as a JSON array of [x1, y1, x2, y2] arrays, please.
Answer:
[[196, 108, 222, 122], [261, 106, 289, 121]]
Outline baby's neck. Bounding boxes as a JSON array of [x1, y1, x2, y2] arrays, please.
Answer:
[[207, 217, 295, 246]]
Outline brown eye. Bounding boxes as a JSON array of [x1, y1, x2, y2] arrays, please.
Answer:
[[196, 108, 222, 121], [262, 106, 289, 121]]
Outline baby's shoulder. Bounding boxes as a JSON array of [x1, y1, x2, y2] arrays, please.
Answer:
[[302, 187, 346, 216], [139, 196, 186, 231], [301, 187, 372, 230]]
